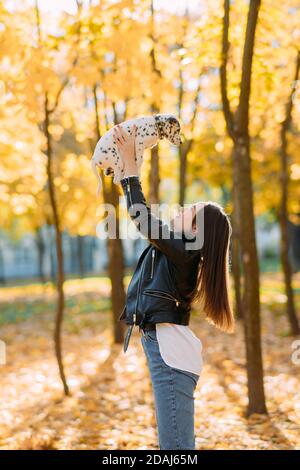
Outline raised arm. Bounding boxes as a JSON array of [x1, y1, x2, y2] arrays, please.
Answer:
[[119, 175, 199, 266], [113, 124, 200, 266]]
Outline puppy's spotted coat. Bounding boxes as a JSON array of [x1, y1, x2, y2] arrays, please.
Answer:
[[91, 113, 183, 196]]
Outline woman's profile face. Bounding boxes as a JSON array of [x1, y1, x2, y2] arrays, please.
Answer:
[[171, 202, 204, 234]]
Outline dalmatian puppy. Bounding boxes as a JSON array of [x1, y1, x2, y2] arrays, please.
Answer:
[[91, 113, 183, 196]]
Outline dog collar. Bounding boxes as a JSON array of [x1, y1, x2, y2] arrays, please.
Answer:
[[154, 115, 164, 140]]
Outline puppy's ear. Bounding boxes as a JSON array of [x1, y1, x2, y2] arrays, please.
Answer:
[[167, 117, 178, 125]]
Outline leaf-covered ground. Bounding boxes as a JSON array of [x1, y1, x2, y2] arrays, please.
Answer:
[[0, 274, 299, 450]]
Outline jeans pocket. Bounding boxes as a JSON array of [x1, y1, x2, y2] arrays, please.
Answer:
[[169, 366, 200, 384], [183, 369, 200, 382], [190, 372, 200, 382]]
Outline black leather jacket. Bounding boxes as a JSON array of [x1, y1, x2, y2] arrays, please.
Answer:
[[118, 176, 201, 351]]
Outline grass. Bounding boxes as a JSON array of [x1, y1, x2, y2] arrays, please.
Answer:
[[0, 271, 299, 328], [0, 276, 115, 328]]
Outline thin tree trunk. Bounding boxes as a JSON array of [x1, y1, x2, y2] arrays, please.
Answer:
[[178, 136, 196, 206], [0, 245, 5, 285], [92, 85, 126, 344], [177, 9, 201, 206], [111, 103, 127, 343], [233, 137, 266, 415], [44, 94, 69, 396], [35, 227, 46, 283], [221, 180, 244, 320], [231, 212, 244, 319], [234, 0, 266, 416], [231, 153, 244, 320], [105, 177, 126, 343], [148, 1, 161, 205], [220, 0, 267, 415], [149, 129, 160, 205], [48, 224, 56, 284], [77, 235, 85, 278], [278, 50, 300, 335], [179, 149, 187, 206], [35, 0, 80, 395]]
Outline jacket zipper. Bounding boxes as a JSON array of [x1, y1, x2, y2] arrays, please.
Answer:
[[126, 177, 135, 322], [150, 248, 155, 278], [143, 289, 181, 307], [126, 178, 133, 206], [133, 252, 148, 324]]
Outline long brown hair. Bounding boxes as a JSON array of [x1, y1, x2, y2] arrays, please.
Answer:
[[188, 200, 234, 333]]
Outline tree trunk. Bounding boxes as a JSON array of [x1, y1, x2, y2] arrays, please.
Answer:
[[49, 225, 56, 285], [149, 140, 160, 205], [35, 227, 46, 283], [0, 245, 5, 285], [278, 51, 300, 335], [149, 103, 160, 205], [93, 86, 126, 344], [231, 151, 244, 320], [148, 3, 161, 206], [178, 138, 196, 206], [179, 143, 188, 207], [233, 137, 266, 415], [230, 211, 244, 320], [177, 7, 200, 207], [44, 94, 69, 396], [178, 66, 186, 207], [220, 0, 267, 415], [77, 235, 85, 278], [105, 177, 126, 343]]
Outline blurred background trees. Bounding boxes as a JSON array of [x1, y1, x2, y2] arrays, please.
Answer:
[[0, 0, 299, 418]]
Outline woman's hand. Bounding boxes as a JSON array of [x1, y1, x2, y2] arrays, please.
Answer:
[[113, 124, 138, 176]]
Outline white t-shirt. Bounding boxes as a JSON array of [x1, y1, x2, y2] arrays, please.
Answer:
[[155, 323, 203, 376]]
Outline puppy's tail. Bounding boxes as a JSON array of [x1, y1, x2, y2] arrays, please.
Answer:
[[91, 158, 102, 198]]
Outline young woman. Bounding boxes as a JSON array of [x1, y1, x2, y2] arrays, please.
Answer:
[[113, 123, 234, 450]]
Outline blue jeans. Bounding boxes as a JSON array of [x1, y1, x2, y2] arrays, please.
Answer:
[[140, 327, 200, 450]]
